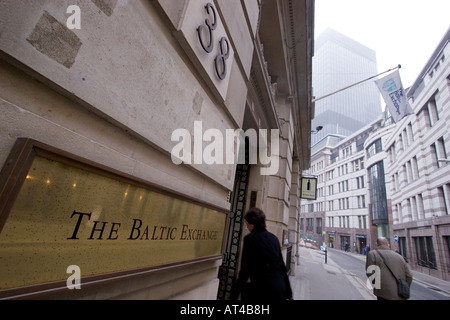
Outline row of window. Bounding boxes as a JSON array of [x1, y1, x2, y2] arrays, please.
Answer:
[[393, 183, 450, 223], [391, 156, 420, 192], [429, 54, 446, 79], [327, 215, 368, 229], [391, 136, 447, 193], [394, 194, 425, 223], [325, 176, 365, 196], [310, 175, 366, 200], [387, 92, 443, 165], [300, 215, 368, 232], [303, 195, 366, 213], [387, 122, 415, 163], [312, 157, 365, 183], [300, 217, 322, 234], [399, 235, 450, 271], [399, 236, 441, 270]]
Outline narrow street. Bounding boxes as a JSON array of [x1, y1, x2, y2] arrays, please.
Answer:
[[292, 246, 450, 300], [327, 248, 450, 300]]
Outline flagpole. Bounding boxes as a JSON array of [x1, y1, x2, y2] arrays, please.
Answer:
[[312, 64, 401, 103]]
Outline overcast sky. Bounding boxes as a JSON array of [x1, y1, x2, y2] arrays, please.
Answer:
[[314, 0, 450, 88]]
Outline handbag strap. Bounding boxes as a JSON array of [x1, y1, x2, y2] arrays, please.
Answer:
[[376, 249, 399, 282]]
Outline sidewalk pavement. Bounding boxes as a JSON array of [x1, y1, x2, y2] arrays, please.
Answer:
[[290, 246, 375, 300], [290, 246, 450, 300]]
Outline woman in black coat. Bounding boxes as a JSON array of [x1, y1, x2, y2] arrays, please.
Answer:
[[230, 208, 292, 300]]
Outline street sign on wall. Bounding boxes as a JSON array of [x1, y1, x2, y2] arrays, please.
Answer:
[[300, 177, 317, 200]]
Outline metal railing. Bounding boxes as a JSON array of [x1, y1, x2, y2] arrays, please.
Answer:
[[418, 259, 437, 270]]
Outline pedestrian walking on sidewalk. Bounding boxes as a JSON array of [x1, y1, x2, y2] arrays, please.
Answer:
[[366, 237, 413, 300], [230, 208, 292, 301]]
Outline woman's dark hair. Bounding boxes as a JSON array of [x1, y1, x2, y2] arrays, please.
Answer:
[[244, 208, 266, 229]]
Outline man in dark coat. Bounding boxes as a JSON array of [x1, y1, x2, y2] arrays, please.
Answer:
[[366, 237, 413, 300], [230, 208, 292, 300]]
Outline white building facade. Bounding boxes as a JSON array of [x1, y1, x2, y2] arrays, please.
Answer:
[[302, 118, 387, 253], [0, 0, 314, 299], [384, 28, 450, 280]]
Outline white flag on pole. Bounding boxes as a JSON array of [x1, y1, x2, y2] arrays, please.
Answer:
[[375, 70, 414, 122]]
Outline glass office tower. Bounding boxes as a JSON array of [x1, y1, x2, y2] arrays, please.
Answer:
[[312, 28, 382, 146]]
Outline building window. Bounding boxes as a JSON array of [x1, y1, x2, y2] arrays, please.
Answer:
[[306, 218, 314, 232], [390, 144, 397, 162], [436, 137, 448, 168], [420, 106, 431, 128], [316, 218, 322, 234], [367, 139, 382, 158], [397, 203, 403, 223], [368, 162, 388, 224], [411, 196, 418, 220], [431, 137, 448, 168], [328, 216, 335, 228], [423, 93, 439, 127], [414, 237, 437, 269], [445, 236, 450, 264], [403, 128, 409, 148], [399, 237, 408, 262], [398, 134, 404, 152], [417, 193, 425, 219], [358, 215, 367, 229], [407, 123, 414, 144], [412, 156, 420, 179], [327, 169, 334, 180], [405, 162, 412, 183], [438, 184, 450, 215], [357, 195, 366, 208]]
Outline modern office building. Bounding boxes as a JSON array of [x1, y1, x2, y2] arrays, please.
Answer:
[[384, 27, 450, 281], [311, 28, 382, 146], [301, 116, 388, 253], [0, 0, 314, 299]]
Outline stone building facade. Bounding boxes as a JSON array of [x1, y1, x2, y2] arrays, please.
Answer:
[[0, 0, 314, 299], [385, 28, 450, 281]]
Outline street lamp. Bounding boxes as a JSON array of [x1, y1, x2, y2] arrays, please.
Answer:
[[438, 159, 450, 164], [312, 126, 323, 134]]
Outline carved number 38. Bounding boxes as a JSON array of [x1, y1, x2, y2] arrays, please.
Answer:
[[196, 3, 230, 80]]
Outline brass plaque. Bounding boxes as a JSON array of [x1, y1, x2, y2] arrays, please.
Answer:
[[0, 156, 226, 290]]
